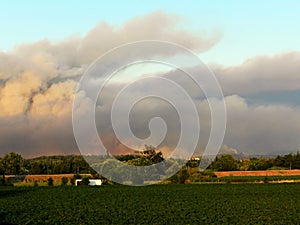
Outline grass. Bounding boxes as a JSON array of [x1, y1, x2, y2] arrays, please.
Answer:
[[0, 183, 300, 224]]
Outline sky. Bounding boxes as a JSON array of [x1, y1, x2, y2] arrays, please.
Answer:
[[1, 1, 300, 157], [1, 1, 300, 65]]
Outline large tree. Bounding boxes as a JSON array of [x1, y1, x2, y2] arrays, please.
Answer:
[[134, 145, 164, 164], [211, 155, 238, 171], [1, 152, 25, 176]]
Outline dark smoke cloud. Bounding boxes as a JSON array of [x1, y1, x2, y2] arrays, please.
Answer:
[[1, 11, 299, 158], [0, 11, 219, 157]]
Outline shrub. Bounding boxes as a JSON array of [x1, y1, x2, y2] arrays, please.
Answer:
[[178, 169, 189, 184], [61, 176, 68, 186], [82, 177, 90, 185], [0, 176, 6, 186], [47, 177, 54, 186], [169, 174, 179, 183], [71, 174, 82, 186], [34, 181, 39, 187], [264, 176, 269, 184]]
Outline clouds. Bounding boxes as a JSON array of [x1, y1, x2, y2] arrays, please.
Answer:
[[0, 11, 220, 157], [223, 95, 300, 154], [76, 11, 220, 64], [12, 11, 220, 69], [213, 52, 300, 95], [0, 72, 42, 116], [0, 11, 299, 158]]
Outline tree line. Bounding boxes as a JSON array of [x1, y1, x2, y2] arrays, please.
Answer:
[[0, 153, 94, 177], [208, 152, 300, 171], [1, 148, 300, 179]]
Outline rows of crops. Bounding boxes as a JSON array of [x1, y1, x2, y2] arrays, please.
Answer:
[[0, 184, 299, 224]]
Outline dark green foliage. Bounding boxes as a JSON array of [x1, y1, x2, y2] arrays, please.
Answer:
[[70, 174, 81, 186], [0, 152, 26, 175], [0, 177, 6, 186], [81, 177, 90, 185], [61, 176, 68, 186], [24, 155, 93, 175], [133, 145, 164, 164], [177, 169, 189, 184], [186, 159, 200, 168], [169, 168, 189, 184], [264, 176, 269, 183], [47, 177, 53, 186], [248, 157, 273, 170], [33, 181, 38, 187], [274, 152, 300, 169], [0, 177, 13, 187], [211, 155, 238, 171], [0, 184, 300, 224], [169, 173, 179, 183], [115, 154, 138, 162], [189, 169, 217, 182], [73, 174, 82, 179], [2, 151, 300, 180]]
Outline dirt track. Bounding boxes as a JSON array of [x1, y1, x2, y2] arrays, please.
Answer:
[[6, 174, 91, 182], [214, 170, 300, 177]]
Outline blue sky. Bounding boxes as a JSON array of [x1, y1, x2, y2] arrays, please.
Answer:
[[1, 0, 300, 65]]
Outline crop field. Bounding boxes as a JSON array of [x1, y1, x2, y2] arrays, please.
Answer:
[[215, 170, 300, 177], [0, 184, 299, 224]]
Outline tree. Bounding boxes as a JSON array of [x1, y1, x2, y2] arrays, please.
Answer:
[[177, 169, 189, 184], [127, 157, 153, 166], [169, 169, 189, 184], [248, 157, 272, 170], [33, 180, 39, 187], [61, 176, 68, 186], [294, 151, 300, 169], [47, 177, 54, 186], [1, 152, 25, 176], [134, 145, 164, 164], [211, 155, 238, 171], [82, 177, 90, 185], [0, 178, 5, 186], [71, 174, 82, 185], [0, 158, 5, 181]]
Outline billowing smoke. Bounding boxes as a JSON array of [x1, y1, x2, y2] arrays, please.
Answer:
[[0, 11, 219, 157], [1, 11, 300, 158]]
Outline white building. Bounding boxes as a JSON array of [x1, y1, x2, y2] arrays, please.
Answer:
[[75, 179, 102, 186]]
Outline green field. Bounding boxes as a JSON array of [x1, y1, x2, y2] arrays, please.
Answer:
[[0, 184, 299, 224]]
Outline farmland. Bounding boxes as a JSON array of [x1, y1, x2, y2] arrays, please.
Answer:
[[0, 184, 299, 224]]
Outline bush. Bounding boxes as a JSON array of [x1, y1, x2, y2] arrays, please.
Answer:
[[203, 169, 217, 178], [0, 177, 13, 186], [61, 176, 68, 186], [264, 176, 269, 184], [34, 181, 39, 187], [0, 176, 6, 186], [169, 174, 179, 183], [178, 169, 189, 184], [71, 174, 82, 186], [47, 177, 54, 186], [82, 177, 90, 185]]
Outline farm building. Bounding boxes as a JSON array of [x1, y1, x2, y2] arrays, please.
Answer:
[[75, 179, 102, 186]]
